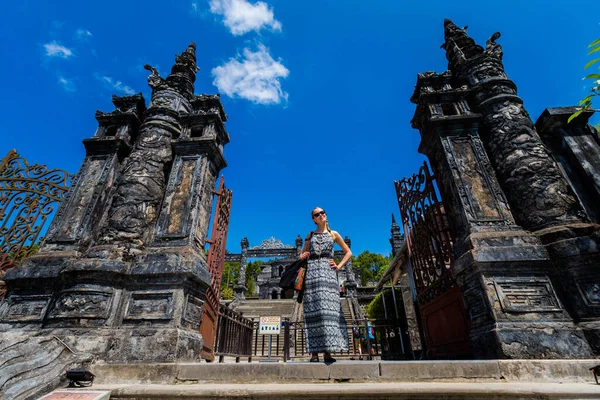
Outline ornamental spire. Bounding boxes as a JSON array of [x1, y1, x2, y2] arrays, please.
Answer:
[[166, 42, 200, 99], [442, 19, 483, 69]]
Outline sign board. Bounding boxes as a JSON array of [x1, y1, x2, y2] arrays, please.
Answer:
[[259, 315, 281, 335], [38, 391, 110, 400]]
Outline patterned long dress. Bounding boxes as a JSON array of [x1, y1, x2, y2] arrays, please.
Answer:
[[303, 232, 349, 353]]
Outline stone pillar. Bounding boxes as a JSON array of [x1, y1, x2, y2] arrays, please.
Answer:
[[442, 20, 586, 232], [536, 107, 600, 224], [0, 43, 233, 363], [389, 214, 405, 257], [410, 61, 593, 357], [535, 107, 600, 352], [295, 235, 303, 257], [44, 94, 145, 249], [343, 236, 357, 298], [443, 20, 600, 356], [234, 237, 249, 300]]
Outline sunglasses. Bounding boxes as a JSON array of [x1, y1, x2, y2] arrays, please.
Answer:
[[313, 211, 326, 218]]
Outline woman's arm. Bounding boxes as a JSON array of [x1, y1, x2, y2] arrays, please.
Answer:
[[300, 232, 312, 260], [329, 231, 352, 270]]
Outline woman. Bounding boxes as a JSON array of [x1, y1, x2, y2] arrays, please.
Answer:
[[299, 207, 352, 363]]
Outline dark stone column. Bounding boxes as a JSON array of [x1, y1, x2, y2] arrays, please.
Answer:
[[389, 214, 405, 257], [343, 236, 357, 298], [535, 107, 600, 352], [44, 95, 145, 249], [234, 237, 249, 300], [442, 20, 586, 232], [536, 108, 600, 224], [410, 68, 593, 358], [0, 43, 233, 363]]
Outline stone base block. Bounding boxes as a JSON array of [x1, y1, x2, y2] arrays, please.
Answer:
[[471, 322, 594, 359], [18, 327, 204, 364]]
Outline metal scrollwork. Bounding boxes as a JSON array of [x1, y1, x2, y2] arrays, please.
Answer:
[[250, 237, 293, 250], [394, 161, 454, 304], [0, 150, 73, 298]]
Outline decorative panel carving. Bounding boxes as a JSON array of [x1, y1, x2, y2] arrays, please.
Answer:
[[156, 156, 200, 239], [49, 155, 114, 242], [183, 294, 204, 330], [577, 281, 600, 308], [462, 287, 488, 323], [444, 134, 511, 224], [48, 288, 113, 319], [493, 277, 562, 313], [124, 291, 174, 320], [0, 294, 51, 322]]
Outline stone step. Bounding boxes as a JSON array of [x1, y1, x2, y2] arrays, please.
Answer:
[[59, 382, 600, 400], [89, 360, 600, 386]]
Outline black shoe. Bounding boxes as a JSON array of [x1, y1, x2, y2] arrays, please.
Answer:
[[324, 356, 336, 364], [310, 355, 319, 362]]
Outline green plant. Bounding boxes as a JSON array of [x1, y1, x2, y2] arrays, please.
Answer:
[[569, 37, 600, 128], [365, 287, 403, 320]]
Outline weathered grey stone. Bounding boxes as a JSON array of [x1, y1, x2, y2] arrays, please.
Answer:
[[102, 382, 600, 400], [499, 359, 599, 383], [328, 362, 380, 381], [409, 18, 600, 359], [0, 331, 92, 400], [92, 363, 179, 385], [0, 42, 231, 368], [379, 360, 501, 381]]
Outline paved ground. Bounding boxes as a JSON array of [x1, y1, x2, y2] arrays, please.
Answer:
[[90, 359, 600, 385], [54, 382, 600, 399]]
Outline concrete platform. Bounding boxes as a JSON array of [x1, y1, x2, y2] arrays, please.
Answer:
[[89, 360, 600, 385], [66, 382, 600, 400]]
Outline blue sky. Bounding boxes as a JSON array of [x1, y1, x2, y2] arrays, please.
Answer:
[[1, 0, 598, 256]]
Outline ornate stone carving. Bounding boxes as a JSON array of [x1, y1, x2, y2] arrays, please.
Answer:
[[577, 281, 600, 307], [144, 64, 165, 89], [124, 291, 174, 321], [250, 237, 294, 250], [485, 32, 503, 60], [442, 19, 586, 231], [182, 295, 204, 330], [100, 44, 200, 245], [48, 288, 113, 319], [492, 277, 562, 313], [0, 294, 51, 322]]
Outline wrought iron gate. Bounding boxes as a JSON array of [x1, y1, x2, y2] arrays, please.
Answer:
[[200, 175, 232, 361], [0, 150, 73, 299], [395, 161, 471, 358]]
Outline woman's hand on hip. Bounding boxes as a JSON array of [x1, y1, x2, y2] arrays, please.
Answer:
[[300, 252, 310, 260], [329, 259, 339, 270]]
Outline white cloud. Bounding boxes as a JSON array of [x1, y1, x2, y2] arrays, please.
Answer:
[[43, 41, 74, 58], [58, 76, 76, 92], [212, 44, 289, 104], [208, 0, 281, 35], [192, 2, 198, 11], [74, 28, 92, 41], [97, 75, 136, 95]]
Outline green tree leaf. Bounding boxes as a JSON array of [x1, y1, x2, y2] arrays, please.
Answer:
[[588, 45, 600, 55], [568, 109, 585, 123], [589, 38, 600, 48], [584, 58, 600, 69]]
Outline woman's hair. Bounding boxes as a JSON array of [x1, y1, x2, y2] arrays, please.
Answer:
[[311, 207, 335, 239]]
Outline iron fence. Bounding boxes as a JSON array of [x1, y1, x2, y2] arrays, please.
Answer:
[[246, 318, 408, 362], [214, 303, 254, 363]]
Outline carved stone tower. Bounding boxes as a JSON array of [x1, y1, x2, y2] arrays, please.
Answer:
[[389, 214, 405, 257], [411, 20, 600, 358], [0, 43, 231, 363]]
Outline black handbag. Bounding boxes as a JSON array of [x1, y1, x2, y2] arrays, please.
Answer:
[[279, 258, 307, 290]]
